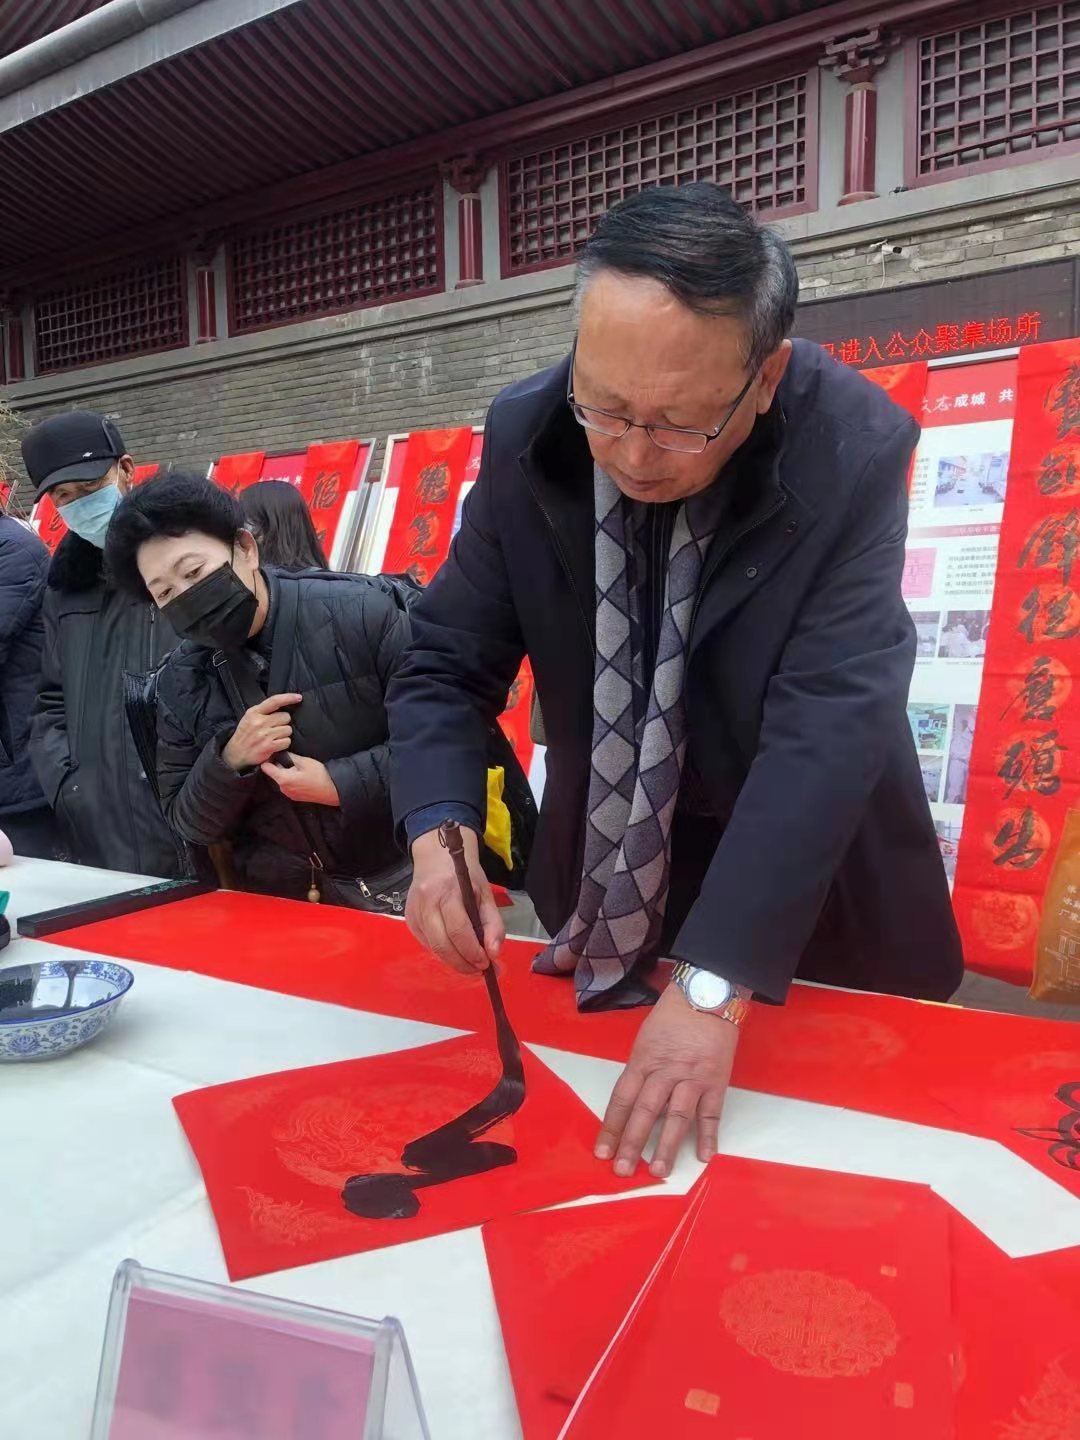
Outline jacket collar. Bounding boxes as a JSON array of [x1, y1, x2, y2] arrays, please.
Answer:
[[48, 530, 105, 593]]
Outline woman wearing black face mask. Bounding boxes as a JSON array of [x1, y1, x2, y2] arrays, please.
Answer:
[[104, 472, 414, 911]]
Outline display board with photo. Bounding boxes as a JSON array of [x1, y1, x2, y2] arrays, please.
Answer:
[[904, 358, 1017, 888]]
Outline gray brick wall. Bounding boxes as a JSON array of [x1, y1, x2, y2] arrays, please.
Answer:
[[7, 186, 1079, 512], [9, 304, 578, 503], [795, 181, 1080, 299]]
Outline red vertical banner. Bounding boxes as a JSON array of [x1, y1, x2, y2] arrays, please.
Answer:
[[381, 427, 472, 584], [296, 439, 360, 562], [33, 493, 69, 554], [860, 360, 929, 422], [860, 360, 928, 491], [953, 338, 1080, 984], [213, 451, 266, 496]]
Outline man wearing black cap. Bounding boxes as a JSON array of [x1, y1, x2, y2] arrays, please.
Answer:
[[22, 411, 187, 877]]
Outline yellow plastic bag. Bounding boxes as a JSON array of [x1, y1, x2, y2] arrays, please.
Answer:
[[484, 766, 513, 871]]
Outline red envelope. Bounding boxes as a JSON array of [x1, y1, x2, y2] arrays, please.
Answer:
[[562, 1156, 957, 1439], [950, 1213, 1080, 1435], [482, 1196, 685, 1438], [174, 1036, 656, 1281]]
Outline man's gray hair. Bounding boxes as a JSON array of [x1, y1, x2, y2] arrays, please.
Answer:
[[574, 183, 799, 371]]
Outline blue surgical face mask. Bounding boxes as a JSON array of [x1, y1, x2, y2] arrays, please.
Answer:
[[57, 481, 120, 549]]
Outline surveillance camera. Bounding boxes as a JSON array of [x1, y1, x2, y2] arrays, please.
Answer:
[[879, 243, 908, 258]]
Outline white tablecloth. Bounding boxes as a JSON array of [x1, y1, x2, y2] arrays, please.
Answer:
[[2, 855, 1080, 1438]]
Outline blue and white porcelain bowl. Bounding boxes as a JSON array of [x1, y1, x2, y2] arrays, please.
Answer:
[[0, 959, 134, 1061]]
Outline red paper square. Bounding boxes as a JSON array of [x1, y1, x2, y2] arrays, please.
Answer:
[[174, 1037, 656, 1281], [950, 1213, 1080, 1435], [483, 1196, 685, 1439], [562, 1157, 957, 1439]]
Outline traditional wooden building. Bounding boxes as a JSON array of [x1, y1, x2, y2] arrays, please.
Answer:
[[1, 0, 1078, 505]]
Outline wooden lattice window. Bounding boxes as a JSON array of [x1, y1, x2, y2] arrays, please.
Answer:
[[228, 184, 443, 334], [501, 74, 815, 276], [912, 1, 1080, 180], [34, 257, 186, 374]]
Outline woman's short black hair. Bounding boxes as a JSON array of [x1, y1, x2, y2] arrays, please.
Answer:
[[105, 470, 244, 598]]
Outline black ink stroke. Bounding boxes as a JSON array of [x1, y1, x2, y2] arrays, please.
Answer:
[[1015, 1080, 1080, 1172], [341, 822, 526, 1219]]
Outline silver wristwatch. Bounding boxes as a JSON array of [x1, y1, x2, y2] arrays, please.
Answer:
[[671, 962, 752, 1026]]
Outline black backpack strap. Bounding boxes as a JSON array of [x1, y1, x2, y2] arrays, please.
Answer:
[[268, 576, 300, 700]]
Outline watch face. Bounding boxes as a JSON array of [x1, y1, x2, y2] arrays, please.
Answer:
[[686, 970, 733, 1011]]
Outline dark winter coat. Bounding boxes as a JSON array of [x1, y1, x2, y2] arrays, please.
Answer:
[[155, 567, 409, 900], [0, 516, 49, 818], [30, 532, 186, 876], [388, 340, 965, 1004]]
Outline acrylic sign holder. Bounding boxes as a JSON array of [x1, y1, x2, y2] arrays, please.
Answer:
[[90, 1259, 430, 1440]]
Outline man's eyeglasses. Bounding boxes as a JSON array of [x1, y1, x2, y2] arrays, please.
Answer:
[[567, 345, 758, 456]]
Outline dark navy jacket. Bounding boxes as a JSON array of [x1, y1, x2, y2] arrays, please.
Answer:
[[388, 340, 964, 1003], [0, 516, 49, 818]]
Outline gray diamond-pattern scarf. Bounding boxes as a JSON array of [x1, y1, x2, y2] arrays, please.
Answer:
[[533, 464, 726, 1010]]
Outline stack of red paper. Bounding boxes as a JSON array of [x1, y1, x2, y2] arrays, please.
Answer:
[[483, 1155, 1080, 1439]]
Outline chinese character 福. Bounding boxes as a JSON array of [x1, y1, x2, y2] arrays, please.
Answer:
[[309, 470, 340, 511]]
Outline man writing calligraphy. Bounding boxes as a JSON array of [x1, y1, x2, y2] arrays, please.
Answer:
[[388, 184, 963, 1181]]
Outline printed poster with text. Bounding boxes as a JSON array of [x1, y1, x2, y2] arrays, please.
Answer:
[[902, 359, 1019, 891]]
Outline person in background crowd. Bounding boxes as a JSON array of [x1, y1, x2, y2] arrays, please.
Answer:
[[22, 412, 186, 877], [389, 183, 963, 1183], [239, 480, 330, 571], [104, 473, 411, 909], [0, 510, 55, 858]]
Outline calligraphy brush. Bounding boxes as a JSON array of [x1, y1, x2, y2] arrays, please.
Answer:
[[342, 822, 528, 1219]]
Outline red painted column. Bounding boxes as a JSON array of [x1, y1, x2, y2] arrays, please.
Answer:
[[195, 266, 218, 342], [843, 83, 878, 204], [822, 28, 893, 207], [457, 193, 484, 288], [442, 153, 490, 290], [6, 315, 25, 382]]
